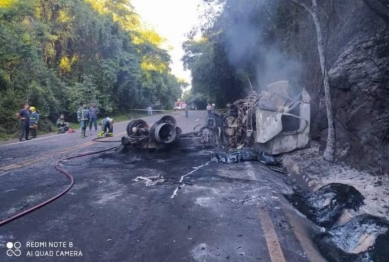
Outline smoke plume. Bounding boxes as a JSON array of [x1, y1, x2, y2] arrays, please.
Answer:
[[222, 0, 302, 91]]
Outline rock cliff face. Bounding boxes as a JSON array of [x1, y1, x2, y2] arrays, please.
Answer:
[[312, 3, 389, 175]]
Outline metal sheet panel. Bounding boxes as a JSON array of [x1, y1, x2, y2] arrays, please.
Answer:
[[268, 134, 299, 155], [256, 108, 283, 143]]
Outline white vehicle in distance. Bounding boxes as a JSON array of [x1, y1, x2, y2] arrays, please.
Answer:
[[174, 103, 187, 111]]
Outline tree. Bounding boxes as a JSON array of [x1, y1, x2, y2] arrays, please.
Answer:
[[0, 0, 183, 137], [288, 0, 335, 161]]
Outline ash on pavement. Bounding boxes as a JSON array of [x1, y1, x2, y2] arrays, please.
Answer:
[[0, 148, 324, 262]]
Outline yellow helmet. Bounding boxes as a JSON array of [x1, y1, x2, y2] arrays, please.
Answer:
[[30, 106, 36, 112]]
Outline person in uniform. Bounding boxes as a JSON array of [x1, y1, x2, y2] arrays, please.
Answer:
[[98, 117, 114, 137], [89, 103, 99, 134], [56, 114, 70, 134], [29, 106, 40, 139], [16, 103, 30, 142], [77, 103, 90, 138]]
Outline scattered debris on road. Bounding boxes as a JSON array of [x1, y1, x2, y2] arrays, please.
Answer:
[[119, 81, 310, 176], [210, 149, 286, 173], [120, 81, 311, 156], [133, 175, 165, 186], [171, 161, 210, 199]]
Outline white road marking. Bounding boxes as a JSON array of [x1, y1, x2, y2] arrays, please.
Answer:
[[196, 119, 200, 122]]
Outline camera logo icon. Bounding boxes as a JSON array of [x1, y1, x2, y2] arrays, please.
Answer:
[[6, 242, 22, 257]]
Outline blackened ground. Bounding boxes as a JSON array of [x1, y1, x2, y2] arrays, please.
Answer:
[[285, 183, 365, 228], [315, 215, 389, 262], [0, 111, 326, 262]]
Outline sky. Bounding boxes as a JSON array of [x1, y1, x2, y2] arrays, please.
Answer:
[[132, 0, 204, 86]]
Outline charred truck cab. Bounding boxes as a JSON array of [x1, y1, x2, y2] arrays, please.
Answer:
[[120, 81, 311, 156]]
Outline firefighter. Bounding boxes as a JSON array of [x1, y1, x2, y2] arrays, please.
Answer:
[[16, 103, 30, 142], [77, 103, 90, 138], [56, 114, 69, 134], [98, 117, 114, 137], [29, 106, 40, 139]]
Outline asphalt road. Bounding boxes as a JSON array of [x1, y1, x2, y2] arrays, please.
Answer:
[[0, 111, 327, 262]]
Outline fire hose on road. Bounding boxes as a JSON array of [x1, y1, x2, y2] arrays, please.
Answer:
[[0, 137, 120, 227]]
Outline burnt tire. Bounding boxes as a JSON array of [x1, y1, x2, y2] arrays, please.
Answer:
[[158, 115, 177, 127], [126, 119, 149, 136]]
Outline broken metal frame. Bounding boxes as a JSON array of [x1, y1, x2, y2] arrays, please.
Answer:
[[120, 81, 310, 173]]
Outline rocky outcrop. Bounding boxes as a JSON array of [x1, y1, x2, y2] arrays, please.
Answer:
[[312, 4, 389, 175]]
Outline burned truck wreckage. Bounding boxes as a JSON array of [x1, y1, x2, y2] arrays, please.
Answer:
[[120, 81, 311, 170]]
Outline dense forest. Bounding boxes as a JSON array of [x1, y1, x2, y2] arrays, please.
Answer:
[[0, 0, 183, 137], [184, 0, 389, 173]]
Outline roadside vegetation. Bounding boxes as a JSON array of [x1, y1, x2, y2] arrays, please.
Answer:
[[0, 0, 184, 140]]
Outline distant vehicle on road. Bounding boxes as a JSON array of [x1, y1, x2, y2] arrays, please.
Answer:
[[174, 103, 187, 111]]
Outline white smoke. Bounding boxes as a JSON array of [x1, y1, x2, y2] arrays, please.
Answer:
[[221, 0, 302, 91]]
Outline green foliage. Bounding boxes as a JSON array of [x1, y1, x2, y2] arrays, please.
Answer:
[[182, 90, 208, 109], [0, 0, 182, 139], [182, 38, 246, 107]]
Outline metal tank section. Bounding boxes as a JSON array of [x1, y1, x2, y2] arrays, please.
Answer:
[[255, 81, 311, 154]]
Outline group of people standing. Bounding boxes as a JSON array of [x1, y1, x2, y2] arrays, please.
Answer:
[[77, 103, 114, 138], [16, 101, 218, 142], [16, 102, 114, 142]]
